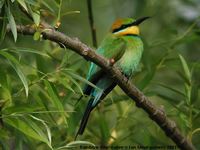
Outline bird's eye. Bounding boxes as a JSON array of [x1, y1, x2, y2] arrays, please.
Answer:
[[121, 25, 126, 28], [122, 24, 126, 28]]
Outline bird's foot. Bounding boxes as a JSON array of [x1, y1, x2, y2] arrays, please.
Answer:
[[109, 58, 115, 66]]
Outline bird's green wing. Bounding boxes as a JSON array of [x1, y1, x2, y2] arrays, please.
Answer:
[[84, 35, 126, 95], [88, 35, 126, 78]]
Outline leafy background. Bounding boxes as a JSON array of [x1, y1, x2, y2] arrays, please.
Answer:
[[0, 0, 200, 149]]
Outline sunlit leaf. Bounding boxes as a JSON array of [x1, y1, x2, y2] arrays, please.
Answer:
[[17, 0, 28, 11], [33, 31, 41, 41], [28, 5, 40, 26], [61, 10, 80, 17], [179, 54, 191, 84], [29, 115, 52, 147], [32, 10, 40, 26], [191, 128, 200, 138]]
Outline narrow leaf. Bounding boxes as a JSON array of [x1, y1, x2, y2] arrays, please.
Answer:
[[156, 83, 185, 97], [27, 5, 40, 26], [179, 54, 191, 84], [64, 70, 100, 90], [44, 80, 67, 124], [0, 51, 29, 97], [29, 115, 52, 147], [0, 7, 7, 42], [6, 5, 17, 41], [32, 10, 40, 26], [0, 0, 5, 12], [9, 61, 29, 97], [17, 0, 28, 11], [5, 118, 47, 143]]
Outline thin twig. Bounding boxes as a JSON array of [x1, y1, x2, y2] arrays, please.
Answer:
[[7, 25, 196, 150], [87, 0, 97, 48]]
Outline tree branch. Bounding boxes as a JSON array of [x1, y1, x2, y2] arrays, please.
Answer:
[[7, 25, 195, 150]]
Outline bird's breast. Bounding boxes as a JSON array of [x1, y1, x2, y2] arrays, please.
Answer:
[[117, 36, 143, 76]]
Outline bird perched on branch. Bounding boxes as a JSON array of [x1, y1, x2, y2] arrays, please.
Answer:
[[75, 17, 149, 138]]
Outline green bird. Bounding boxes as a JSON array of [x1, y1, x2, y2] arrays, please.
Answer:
[[76, 17, 149, 138]]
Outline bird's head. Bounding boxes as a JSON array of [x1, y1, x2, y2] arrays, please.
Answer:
[[111, 17, 150, 36]]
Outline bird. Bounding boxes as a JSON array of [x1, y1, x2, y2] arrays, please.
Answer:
[[75, 17, 149, 138]]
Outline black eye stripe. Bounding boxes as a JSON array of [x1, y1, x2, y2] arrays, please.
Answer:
[[112, 17, 150, 33], [112, 22, 135, 33]]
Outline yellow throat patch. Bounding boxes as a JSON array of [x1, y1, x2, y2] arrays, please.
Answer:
[[114, 26, 140, 36]]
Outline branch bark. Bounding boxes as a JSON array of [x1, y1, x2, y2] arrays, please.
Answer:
[[7, 25, 195, 150]]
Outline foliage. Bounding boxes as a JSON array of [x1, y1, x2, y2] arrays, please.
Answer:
[[0, 0, 200, 149]]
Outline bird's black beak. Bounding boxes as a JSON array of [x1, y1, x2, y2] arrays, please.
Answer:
[[132, 16, 151, 26]]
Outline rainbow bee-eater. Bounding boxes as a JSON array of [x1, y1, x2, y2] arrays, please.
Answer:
[[76, 17, 149, 138]]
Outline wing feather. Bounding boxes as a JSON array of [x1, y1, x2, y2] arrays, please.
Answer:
[[83, 35, 126, 95]]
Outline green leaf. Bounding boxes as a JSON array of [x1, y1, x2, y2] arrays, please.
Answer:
[[156, 93, 180, 103], [0, 0, 5, 11], [33, 31, 41, 41], [0, 51, 29, 97], [63, 74, 83, 95], [0, 7, 7, 45], [191, 128, 200, 138], [64, 70, 100, 90], [156, 83, 185, 97], [61, 10, 80, 17], [17, 0, 28, 11], [10, 47, 50, 58], [179, 113, 191, 128], [41, 1, 55, 13], [191, 84, 199, 104], [24, 0, 38, 6], [44, 80, 67, 124], [8, 61, 29, 97], [179, 54, 191, 84], [27, 5, 40, 26], [57, 77, 75, 93], [5, 117, 48, 144], [0, 69, 12, 105], [29, 115, 52, 147], [184, 83, 191, 105], [32, 10, 40, 26], [6, 4, 17, 42]]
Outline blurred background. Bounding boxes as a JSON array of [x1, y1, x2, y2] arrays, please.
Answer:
[[0, 0, 200, 149]]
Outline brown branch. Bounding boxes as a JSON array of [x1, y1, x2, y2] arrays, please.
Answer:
[[7, 25, 196, 150], [87, 0, 97, 48]]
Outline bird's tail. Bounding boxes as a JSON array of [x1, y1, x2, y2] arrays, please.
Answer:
[[75, 99, 93, 140]]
